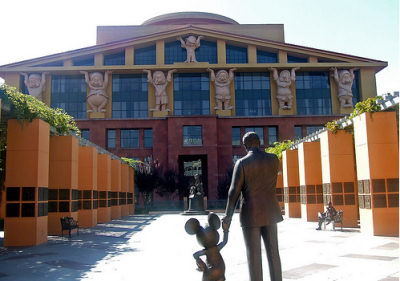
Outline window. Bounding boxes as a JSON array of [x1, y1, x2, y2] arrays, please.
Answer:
[[112, 74, 148, 118], [134, 45, 156, 65], [226, 44, 248, 64], [296, 71, 332, 115], [121, 129, 139, 148], [183, 126, 202, 146], [164, 39, 217, 64], [81, 129, 90, 141], [51, 75, 87, 119], [73, 56, 94, 66], [287, 55, 308, 63], [33, 61, 63, 67], [352, 70, 360, 106], [174, 73, 210, 116], [306, 126, 323, 135], [257, 50, 278, 63], [107, 129, 116, 149], [268, 127, 278, 146], [294, 126, 303, 140], [165, 41, 186, 64], [232, 127, 241, 146], [235, 72, 271, 116], [245, 127, 264, 145], [104, 51, 125, 65], [144, 129, 153, 148]]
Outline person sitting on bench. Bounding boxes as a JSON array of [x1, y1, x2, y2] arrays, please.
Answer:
[[316, 201, 337, 230]]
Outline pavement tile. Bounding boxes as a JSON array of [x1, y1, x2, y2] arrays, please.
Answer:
[[282, 263, 337, 279], [341, 254, 398, 261]]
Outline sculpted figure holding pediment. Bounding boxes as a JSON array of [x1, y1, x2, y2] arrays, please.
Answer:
[[81, 71, 111, 113], [178, 35, 203, 63], [22, 72, 47, 101], [269, 67, 299, 110], [208, 68, 236, 110], [330, 67, 358, 108], [144, 69, 177, 111]]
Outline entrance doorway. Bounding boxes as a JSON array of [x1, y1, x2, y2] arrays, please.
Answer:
[[178, 155, 208, 197]]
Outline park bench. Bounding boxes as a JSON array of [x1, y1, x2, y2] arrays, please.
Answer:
[[60, 217, 79, 238], [323, 210, 343, 231]]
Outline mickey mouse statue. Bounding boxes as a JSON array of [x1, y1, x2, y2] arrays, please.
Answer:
[[185, 213, 229, 281]]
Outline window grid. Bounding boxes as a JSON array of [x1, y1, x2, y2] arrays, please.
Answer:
[[232, 127, 241, 146], [183, 126, 202, 146], [165, 40, 217, 64], [235, 72, 271, 116], [306, 126, 324, 135], [296, 72, 332, 115], [294, 126, 303, 140], [257, 50, 278, 63], [73, 56, 94, 66], [268, 127, 278, 146], [104, 51, 125, 66], [134, 45, 156, 65], [107, 129, 116, 149], [226, 44, 248, 64], [121, 129, 139, 149], [112, 74, 148, 118], [51, 75, 87, 119], [352, 71, 360, 106], [245, 127, 264, 145], [173, 73, 210, 116], [144, 129, 153, 148], [287, 55, 308, 63]]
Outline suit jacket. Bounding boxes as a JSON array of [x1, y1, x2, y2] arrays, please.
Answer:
[[225, 148, 283, 227]]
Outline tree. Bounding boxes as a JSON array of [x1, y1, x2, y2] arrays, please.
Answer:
[[134, 157, 160, 212]]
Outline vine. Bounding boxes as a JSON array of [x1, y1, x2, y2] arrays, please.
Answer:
[[265, 140, 293, 159]]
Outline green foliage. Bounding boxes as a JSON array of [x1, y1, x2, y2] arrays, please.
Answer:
[[0, 84, 79, 135], [265, 140, 293, 159], [325, 119, 342, 134], [121, 157, 143, 167]]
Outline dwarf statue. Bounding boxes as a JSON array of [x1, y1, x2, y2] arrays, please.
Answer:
[[81, 71, 111, 113], [331, 67, 358, 108], [178, 35, 203, 63], [22, 72, 47, 101], [208, 68, 236, 110], [269, 67, 299, 110], [144, 69, 177, 111]]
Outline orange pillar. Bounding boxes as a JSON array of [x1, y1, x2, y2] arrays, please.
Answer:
[[298, 142, 324, 222], [320, 130, 358, 227], [275, 161, 284, 213], [4, 119, 49, 246], [354, 111, 399, 236], [48, 136, 79, 235], [120, 163, 129, 217], [78, 146, 98, 228], [282, 150, 301, 218], [97, 154, 111, 223], [111, 159, 121, 220], [128, 166, 135, 214]]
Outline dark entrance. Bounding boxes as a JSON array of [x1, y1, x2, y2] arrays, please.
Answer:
[[178, 155, 208, 197]]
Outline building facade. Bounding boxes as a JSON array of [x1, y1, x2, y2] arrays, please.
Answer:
[[0, 12, 387, 202]]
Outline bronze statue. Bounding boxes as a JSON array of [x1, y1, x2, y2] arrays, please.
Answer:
[[185, 213, 228, 281], [184, 174, 208, 215], [222, 132, 283, 281]]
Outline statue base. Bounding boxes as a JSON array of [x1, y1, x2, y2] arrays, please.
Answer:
[[152, 111, 169, 117], [89, 112, 105, 119], [182, 210, 209, 216], [181, 194, 209, 215], [339, 107, 353, 115], [278, 108, 295, 116], [216, 109, 232, 117]]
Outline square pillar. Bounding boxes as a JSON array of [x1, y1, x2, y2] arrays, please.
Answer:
[[120, 163, 129, 217], [48, 136, 79, 235], [354, 111, 398, 236], [128, 167, 135, 214], [298, 142, 324, 222], [111, 159, 121, 219], [275, 161, 284, 212], [97, 154, 111, 223], [78, 146, 98, 228], [4, 119, 49, 246], [320, 130, 358, 227], [282, 150, 301, 218]]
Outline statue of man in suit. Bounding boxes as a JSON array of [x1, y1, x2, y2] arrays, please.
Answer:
[[222, 132, 283, 281]]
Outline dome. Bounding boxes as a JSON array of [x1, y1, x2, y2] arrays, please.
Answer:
[[142, 12, 239, 26]]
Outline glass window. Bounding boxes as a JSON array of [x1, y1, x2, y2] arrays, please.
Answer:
[[165, 41, 186, 64], [257, 49, 278, 63], [134, 45, 156, 65], [232, 127, 241, 146], [112, 74, 148, 118], [144, 129, 153, 148], [121, 129, 139, 149], [352, 70, 360, 106], [294, 126, 303, 140], [235, 72, 271, 116], [33, 61, 63, 67], [107, 129, 116, 149], [104, 51, 125, 65], [81, 129, 90, 141], [51, 75, 87, 119], [245, 127, 264, 145], [226, 44, 248, 64], [287, 55, 308, 63], [165, 40, 217, 64], [268, 127, 278, 146], [73, 56, 94, 66], [296, 71, 332, 115], [183, 126, 202, 146], [306, 126, 323, 135], [173, 73, 210, 116]]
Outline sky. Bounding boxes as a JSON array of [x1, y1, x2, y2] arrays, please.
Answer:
[[0, 0, 398, 94]]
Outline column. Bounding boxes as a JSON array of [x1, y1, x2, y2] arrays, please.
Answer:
[[48, 136, 79, 235], [97, 154, 111, 223], [275, 161, 284, 212], [282, 149, 301, 218], [298, 142, 324, 222], [4, 119, 49, 246], [78, 146, 98, 228], [111, 159, 121, 219], [128, 166, 135, 214], [120, 163, 129, 217], [353, 111, 398, 236]]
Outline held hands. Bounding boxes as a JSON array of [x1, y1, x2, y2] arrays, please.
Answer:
[[221, 215, 231, 232]]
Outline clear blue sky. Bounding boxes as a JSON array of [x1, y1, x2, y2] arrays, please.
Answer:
[[0, 0, 398, 94]]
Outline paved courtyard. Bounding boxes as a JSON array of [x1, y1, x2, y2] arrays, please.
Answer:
[[0, 213, 398, 281]]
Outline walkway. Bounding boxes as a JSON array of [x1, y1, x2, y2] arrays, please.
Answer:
[[0, 213, 398, 281]]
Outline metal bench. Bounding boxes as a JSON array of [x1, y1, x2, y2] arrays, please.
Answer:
[[323, 210, 343, 231], [60, 217, 79, 238]]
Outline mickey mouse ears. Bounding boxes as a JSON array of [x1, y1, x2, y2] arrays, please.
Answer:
[[185, 218, 201, 235]]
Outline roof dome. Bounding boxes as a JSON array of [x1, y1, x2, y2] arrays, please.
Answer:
[[142, 12, 239, 25]]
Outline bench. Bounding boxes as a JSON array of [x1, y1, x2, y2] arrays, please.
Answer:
[[323, 210, 343, 231], [60, 217, 79, 238]]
